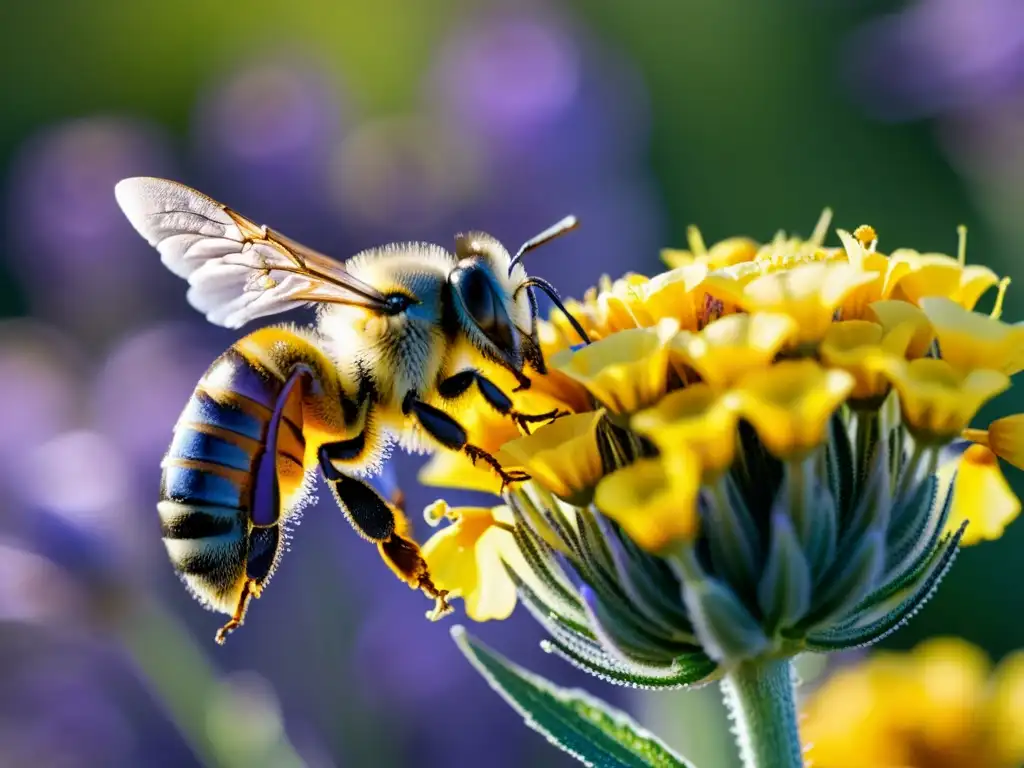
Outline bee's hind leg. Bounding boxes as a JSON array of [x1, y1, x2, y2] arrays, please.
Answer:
[[318, 441, 451, 619], [403, 392, 531, 490]]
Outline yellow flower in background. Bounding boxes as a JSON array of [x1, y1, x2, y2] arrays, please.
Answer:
[[731, 361, 854, 458], [879, 358, 1009, 441], [421, 502, 522, 621], [673, 312, 797, 389], [593, 452, 701, 553], [920, 296, 1024, 376], [632, 384, 739, 478], [500, 410, 606, 504], [802, 638, 1024, 768], [819, 320, 913, 405], [943, 445, 1021, 546], [551, 318, 679, 414]]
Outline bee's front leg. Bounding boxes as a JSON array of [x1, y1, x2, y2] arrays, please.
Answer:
[[402, 391, 531, 489], [437, 370, 564, 434]]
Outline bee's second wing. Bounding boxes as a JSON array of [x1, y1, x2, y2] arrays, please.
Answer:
[[114, 177, 389, 329]]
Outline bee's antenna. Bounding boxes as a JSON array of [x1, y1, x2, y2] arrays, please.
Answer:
[[516, 276, 591, 345], [508, 215, 579, 277]]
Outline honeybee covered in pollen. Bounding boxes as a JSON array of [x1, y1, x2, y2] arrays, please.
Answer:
[[114, 178, 588, 644]]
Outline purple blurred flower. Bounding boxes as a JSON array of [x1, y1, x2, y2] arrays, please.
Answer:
[[424, 9, 664, 296], [0, 654, 135, 768], [0, 321, 83, 492], [350, 586, 600, 768], [192, 54, 348, 235], [0, 320, 170, 623], [6, 117, 178, 341], [847, 0, 1024, 121], [91, 321, 227, 480], [430, 10, 650, 173]]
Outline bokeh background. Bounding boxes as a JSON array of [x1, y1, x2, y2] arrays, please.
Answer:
[[1, 1, 1022, 766]]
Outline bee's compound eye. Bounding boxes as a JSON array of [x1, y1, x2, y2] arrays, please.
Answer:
[[384, 293, 414, 314], [451, 266, 497, 330]]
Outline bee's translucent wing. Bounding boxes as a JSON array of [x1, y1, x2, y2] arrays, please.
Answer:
[[114, 177, 389, 328]]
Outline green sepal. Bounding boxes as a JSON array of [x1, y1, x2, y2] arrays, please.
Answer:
[[799, 529, 884, 631], [510, 520, 588, 624], [541, 637, 718, 691], [826, 411, 856, 516], [453, 627, 700, 767], [805, 480, 838, 581], [803, 523, 964, 651], [704, 479, 762, 598], [758, 513, 812, 632], [683, 576, 770, 662], [582, 586, 699, 664], [838, 443, 891, 552], [886, 474, 939, 571]]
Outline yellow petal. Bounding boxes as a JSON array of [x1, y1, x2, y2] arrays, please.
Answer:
[[632, 384, 738, 477], [737, 263, 878, 343], [421, 505, 519, 621], [551, 319, 679, 413], [879, 358, 1010, 441], [639, 264, 710, 330], [418, 449, 504, 494], [867, 300, 935, 359], [593, 454, 700, 553], [464, 526, 520, 621], [500, 411, 605, 503], [888, 250, 960, 300], [820, 321, 893, 403], [987, 414, 1024, 470], [946, 444, 1021, 545], [920, 296, 1024, 376], [958, 264, 1000, 310], [674, 312, 797, 389], [661, 235, 758, 270], [732, 361, 854, 458]]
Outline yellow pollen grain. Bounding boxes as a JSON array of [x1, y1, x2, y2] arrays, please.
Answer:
[[853, 225, 877, 251]]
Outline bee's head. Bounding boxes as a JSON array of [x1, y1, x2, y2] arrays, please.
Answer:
[[449, 234, 538, 377], [450, 218, 588, 383]]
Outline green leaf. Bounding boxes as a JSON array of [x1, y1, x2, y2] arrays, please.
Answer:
[[452, 626, 699, 768]]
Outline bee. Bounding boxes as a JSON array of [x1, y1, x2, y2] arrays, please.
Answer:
[[114, 177, 589, 644]]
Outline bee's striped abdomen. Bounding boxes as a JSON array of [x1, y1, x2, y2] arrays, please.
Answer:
[[159, 344, 305, 612]]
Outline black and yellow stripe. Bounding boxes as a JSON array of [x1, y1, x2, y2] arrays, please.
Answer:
[[159, 338, 307, 607]]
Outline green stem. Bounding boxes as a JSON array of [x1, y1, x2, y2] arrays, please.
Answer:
[[720, 659, 804, 768], [116, 598, 306, 768]]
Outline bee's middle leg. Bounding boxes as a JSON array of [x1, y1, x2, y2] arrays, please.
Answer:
[[437, 370, 563, 434], [318, 438, 451, 618], [402, 392, 530, 489]]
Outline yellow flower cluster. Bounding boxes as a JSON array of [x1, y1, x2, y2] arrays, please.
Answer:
[[802, 638, 1024, 768], [419, 214, 1024, 620]]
